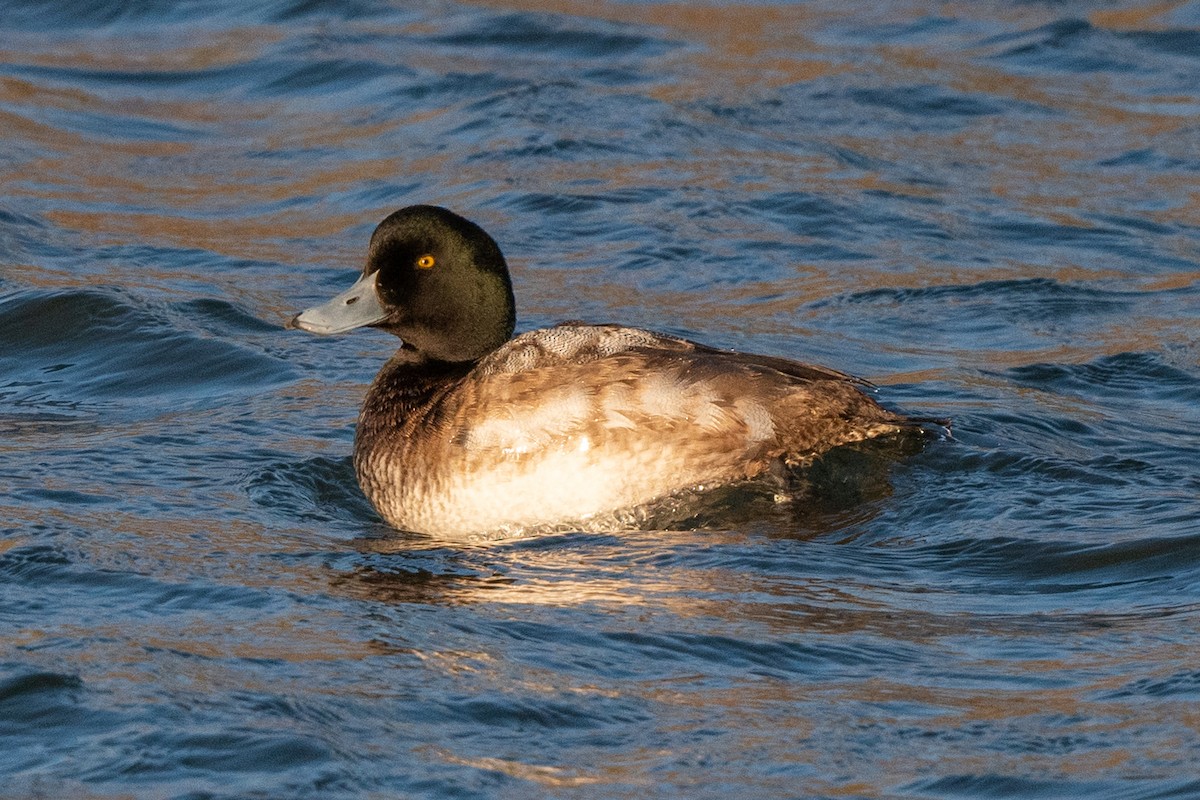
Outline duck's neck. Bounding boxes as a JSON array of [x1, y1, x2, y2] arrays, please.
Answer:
[[357, 346, 476, 443]]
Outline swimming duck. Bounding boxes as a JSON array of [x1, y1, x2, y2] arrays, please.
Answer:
[[289, 205, 925, 538]]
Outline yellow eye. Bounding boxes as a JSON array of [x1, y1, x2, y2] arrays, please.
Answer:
[[416, 254, 436, 270]]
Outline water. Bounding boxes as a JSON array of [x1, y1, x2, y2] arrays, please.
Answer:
[[2, 0, 1198, 797]]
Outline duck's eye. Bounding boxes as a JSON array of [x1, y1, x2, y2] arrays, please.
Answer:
[[416, 254, 436, 270]]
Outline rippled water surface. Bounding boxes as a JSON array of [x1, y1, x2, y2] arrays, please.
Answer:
[[3, 0, 1199, 797]]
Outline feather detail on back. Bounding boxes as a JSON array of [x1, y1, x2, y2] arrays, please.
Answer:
[[473, 323, 689, 374]]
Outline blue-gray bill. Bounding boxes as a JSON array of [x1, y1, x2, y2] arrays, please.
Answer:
[[288, 271, 387, 334]]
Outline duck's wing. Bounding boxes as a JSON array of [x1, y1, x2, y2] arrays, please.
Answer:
[[685, 341, 872, 387], [452, 324, 910, 467]]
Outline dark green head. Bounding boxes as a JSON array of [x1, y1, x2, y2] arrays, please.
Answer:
[[290, 205, 516, 363]]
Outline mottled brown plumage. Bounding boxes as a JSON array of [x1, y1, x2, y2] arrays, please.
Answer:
[[291, 206, 926, 539]]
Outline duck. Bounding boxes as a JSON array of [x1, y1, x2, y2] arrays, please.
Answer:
[[289, 205, 928, 539]]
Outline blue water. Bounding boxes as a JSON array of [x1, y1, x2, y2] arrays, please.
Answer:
[[2, 1, 1199, 797]]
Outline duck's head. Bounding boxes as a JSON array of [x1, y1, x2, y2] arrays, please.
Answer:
[[289, 205, 515, 363]]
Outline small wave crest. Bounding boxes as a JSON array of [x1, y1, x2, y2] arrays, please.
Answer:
[[0, 288, 293, 421]]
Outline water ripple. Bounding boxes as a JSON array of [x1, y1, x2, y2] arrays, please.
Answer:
[[0, 288, 293, 415], [3, 0, 1199, 797]]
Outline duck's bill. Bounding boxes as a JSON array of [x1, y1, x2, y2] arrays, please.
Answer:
[[288, 271, 387, 335]]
